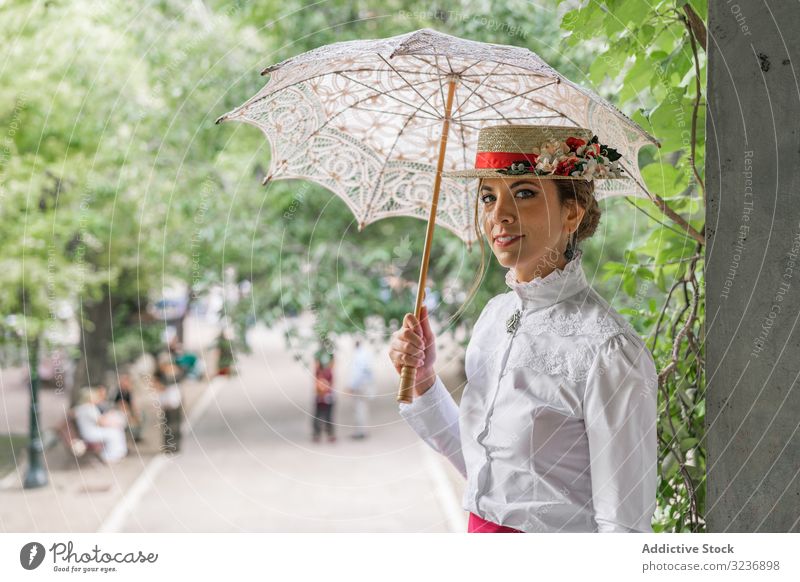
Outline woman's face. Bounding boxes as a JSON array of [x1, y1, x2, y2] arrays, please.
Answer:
[[479, 177, 585, 282]]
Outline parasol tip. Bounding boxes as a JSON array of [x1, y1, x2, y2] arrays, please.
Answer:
[[262, 174, 273, 186], [358, 220, 367, 232], [260, 63, 280, 76], [214, 114, 227, 125]]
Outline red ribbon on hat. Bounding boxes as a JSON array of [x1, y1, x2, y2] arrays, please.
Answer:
[[475, 151, 539, 169]]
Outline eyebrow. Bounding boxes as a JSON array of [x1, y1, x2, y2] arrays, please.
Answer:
[[480, 180, 541, 191]]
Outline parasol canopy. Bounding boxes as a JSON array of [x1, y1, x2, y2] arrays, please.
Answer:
[[216, 28, 659, 249]]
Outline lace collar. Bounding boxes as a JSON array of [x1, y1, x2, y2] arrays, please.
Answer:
[[504, 248, 589, 310]]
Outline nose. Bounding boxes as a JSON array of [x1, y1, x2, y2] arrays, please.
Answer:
[[490, 190, 517, 224]]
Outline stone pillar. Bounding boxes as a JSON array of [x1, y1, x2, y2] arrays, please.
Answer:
[[706, 1, 800, 531]]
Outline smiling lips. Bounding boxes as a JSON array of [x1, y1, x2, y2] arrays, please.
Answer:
[[493, 234, 524, 248]]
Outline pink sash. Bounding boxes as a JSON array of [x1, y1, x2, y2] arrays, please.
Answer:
[[468, 512, 524, 533]]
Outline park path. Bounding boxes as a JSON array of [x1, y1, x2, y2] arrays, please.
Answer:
[[105, 322, 467, 533]]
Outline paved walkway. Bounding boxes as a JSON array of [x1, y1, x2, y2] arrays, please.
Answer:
[[0, 371, 211, 533], [1, 319, 468, 533], [108, 323, 467, 532]]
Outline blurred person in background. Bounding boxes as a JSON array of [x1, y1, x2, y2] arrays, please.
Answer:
[[215, 327, 236, 376], [155, 357, 184, 454], [114, 371, 143, 442], [346, 339, 374, 440], [312, 347, 336, 443], [72, 385, 128, 464]]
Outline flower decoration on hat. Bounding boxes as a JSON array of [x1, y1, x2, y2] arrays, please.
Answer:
[[496, 135, 624, 180], [446, 125, 629, 181]]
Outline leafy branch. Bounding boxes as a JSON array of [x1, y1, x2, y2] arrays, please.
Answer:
[[563, 0, 708, 532]]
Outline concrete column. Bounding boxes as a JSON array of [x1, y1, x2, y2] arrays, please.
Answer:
[[706, 1, 800, 531]]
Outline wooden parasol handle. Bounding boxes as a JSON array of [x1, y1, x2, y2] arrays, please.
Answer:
[[397, 76, 458, 404]]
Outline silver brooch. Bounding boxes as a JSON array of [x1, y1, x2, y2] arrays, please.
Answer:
[[505, 308, 522, 334]]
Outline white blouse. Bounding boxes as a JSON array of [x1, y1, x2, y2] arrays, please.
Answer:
[[398, 249, 658, 533]]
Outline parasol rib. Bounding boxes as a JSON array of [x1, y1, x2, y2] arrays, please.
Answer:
[[378, 54, 441, 119], [336, 72, 442, 118], [456, 79, 560, 119], [360, 82, 447, 229], [449, 62, 504, 117]]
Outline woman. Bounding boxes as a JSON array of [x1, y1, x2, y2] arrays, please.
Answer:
[[389, 125, 658, 533], [72, 386, 128, 464]]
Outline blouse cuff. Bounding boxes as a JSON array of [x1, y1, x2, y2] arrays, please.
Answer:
[[595, 517, 653, 533], [398, 374, 467, 478]]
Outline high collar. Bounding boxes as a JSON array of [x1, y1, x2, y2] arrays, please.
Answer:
[[504, 248, 589, 310]]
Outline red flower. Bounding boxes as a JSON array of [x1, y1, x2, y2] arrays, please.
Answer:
[[556, 156, 579, 176], [565, 137, 586, 152]]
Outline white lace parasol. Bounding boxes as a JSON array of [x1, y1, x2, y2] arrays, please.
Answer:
[[217, 28, 659, 248]]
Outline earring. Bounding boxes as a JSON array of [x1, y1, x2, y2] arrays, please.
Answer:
[[564, 231, 576, 261]]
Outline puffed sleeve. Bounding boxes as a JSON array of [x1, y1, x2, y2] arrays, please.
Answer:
[[398, 374, 467, 479], [583, 332, 658, 533]]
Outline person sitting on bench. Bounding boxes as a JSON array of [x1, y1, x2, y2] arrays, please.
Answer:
[[72, 386, 128, 464]]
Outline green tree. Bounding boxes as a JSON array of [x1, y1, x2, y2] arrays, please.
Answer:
[[560, 0, 707, 532], [0, 0, 268, 392]]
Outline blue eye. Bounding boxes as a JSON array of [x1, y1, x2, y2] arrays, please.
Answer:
[[480, 189, 537, 205]]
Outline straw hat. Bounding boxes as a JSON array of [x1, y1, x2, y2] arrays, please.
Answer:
[[446, 124, 625, 181]]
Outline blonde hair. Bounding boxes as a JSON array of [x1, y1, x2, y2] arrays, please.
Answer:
[[77, 386, 103, 405]]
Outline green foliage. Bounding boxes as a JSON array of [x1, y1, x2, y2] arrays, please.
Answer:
[[0, 0, 266, 364], [561, 0, 707, 532]]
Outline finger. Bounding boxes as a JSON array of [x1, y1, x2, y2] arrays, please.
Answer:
[[405, 312, 425, 336], [390, 345, 425, 363], [403, 313, 418, 329], [390, 349, 424, 368], [398, 329, 424, 351], [407, 315, 424, 341], [419, 306, 434, 342], [390, 330, 417, 352], [400, 341, 424, 359], [397, 355, 424, 369]]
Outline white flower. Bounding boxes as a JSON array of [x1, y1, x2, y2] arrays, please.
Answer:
[[581, 159, 598, 179], [537, 152, 555, 165], [541, 141, 558, 156], [536, 159, 557, 173]]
